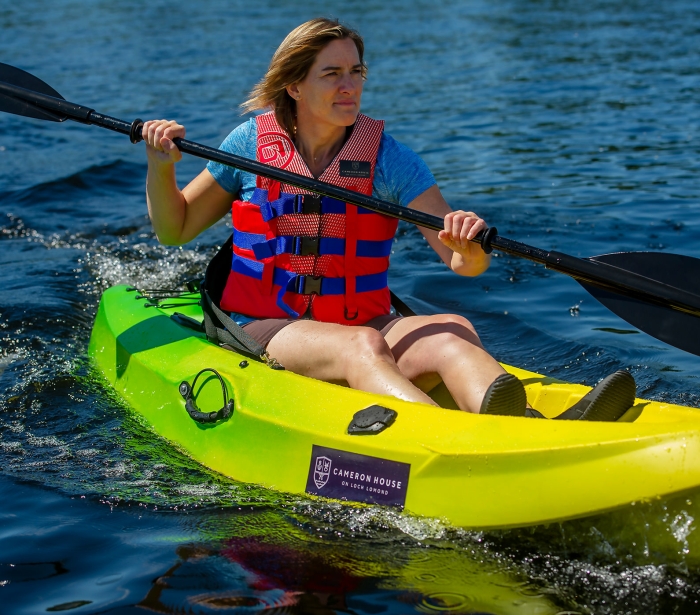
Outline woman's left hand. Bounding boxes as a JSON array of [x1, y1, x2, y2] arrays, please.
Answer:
[[438, 210, 488, 257], [407, 186, 491, 277]]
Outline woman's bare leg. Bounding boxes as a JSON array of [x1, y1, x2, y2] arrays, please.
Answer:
[[265, 319, 438, 405], [384, 314, 507, 414]]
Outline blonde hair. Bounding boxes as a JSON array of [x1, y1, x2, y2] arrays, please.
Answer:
[[242, 18, 367, 136]]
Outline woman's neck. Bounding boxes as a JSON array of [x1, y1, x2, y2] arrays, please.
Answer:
[[294, 116, 348, 178]]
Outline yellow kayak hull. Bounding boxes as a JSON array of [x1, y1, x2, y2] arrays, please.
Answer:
[[88, 285, 700, 530]]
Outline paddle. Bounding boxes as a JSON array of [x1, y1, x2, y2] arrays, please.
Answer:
[[2, 62, 700, 356]]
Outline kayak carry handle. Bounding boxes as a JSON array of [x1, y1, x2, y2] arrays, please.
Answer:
[[179, 368, 234, 424]]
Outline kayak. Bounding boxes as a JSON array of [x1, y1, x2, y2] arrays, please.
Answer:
[[88, 284, 700, 530]]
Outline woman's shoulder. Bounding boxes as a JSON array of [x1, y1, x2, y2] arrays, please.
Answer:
[[377, 131, 432, 175], [218, 117, 258, 155], [375, 130, 436, 206], [378, 130, 408, 150], [377, 131, 425, 166], [206, 117, 258, 194]]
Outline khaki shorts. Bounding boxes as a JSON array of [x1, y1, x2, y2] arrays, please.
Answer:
[[241, 314, 403, 349]]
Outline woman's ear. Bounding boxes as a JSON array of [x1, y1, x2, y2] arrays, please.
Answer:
[[286, 83, 301, 101]]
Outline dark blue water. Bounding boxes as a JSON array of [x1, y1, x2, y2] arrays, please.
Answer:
[[2, 1, 700, 613]]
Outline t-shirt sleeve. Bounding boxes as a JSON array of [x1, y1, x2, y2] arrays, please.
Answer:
[[373, 133, 437, 207], [206, 119, 256, 195]]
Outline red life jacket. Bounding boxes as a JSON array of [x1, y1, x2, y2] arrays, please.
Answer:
[[219, 112, 398, 325]]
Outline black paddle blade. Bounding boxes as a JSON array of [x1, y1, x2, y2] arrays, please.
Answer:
[[580, 251, 700, 356], [0, 63, 67, 122]]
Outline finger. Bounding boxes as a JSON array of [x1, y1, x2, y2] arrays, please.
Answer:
[[449, 212, 471, 248], [443, 211, 455, 235], [145, 120, 168, 150], [438, 229, 454, 247], [149, 120, 168, 146], [163, 122, 185, 141], [162, 138, 182, 162], [442, 212, 458, 245], [467, 218, 487, 241], [459, 217, 475, 248], [143, 120, 179, 163], [451, 212, 464, 243], [163, 127, 184, 158], [153, 122, 169, 152], [142, 120, 155, 147]]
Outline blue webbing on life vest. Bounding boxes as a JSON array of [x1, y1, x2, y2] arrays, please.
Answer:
[[231, 252, 389, 318], [232, 229, 393, 260], [252, 188, 377, 221]]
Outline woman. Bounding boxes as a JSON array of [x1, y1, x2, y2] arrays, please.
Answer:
[[143, 18, 634, 419]]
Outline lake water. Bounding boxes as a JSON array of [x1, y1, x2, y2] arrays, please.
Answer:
[[2, 0, 700, 613]]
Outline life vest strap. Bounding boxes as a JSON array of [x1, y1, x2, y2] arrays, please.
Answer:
[[344, 200, 359, 320], [294, 271, 388, 296], [255, 188, 383, 221], [231, 252, 387, 295], [233, 228, 393, 260]]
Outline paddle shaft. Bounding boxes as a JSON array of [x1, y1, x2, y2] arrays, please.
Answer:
[[3, 78, 700, 318]]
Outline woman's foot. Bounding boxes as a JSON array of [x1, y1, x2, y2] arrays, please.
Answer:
[[480, 373, 527, 416], [555, 370, 636, 422]]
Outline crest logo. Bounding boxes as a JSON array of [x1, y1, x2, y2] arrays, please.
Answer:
[[352, 161, 359, 171], [313, 456, 332, 489], [257, 131, 295, 169]]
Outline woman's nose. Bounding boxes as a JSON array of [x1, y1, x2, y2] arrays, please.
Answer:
[[338, 72, 356, 93]]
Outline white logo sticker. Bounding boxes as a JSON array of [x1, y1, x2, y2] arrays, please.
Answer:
[[313, 456, 332, 489]]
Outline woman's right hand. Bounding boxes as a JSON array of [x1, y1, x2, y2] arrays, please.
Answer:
[[142, 119, 185, 165]]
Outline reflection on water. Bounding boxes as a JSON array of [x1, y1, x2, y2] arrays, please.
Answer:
[[137, 513, 565, 615], [2, 0, 700, 613]]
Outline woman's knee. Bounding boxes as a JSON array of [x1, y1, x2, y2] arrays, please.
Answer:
[[426, 314, 482, 346], [408, 316, 487, 373], [340, 327, 396, 385], [347, 326, 393, 360], [414, 316, 494, 385]]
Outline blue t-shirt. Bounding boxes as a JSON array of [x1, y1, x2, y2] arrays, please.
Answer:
[[207, 118, 436, 206]]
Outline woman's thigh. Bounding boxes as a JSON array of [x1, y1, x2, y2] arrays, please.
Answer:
[[264, 319, 388, 382]]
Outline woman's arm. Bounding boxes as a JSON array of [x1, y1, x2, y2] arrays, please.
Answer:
[[407, 184, 491, 277], [143, 120, 233, 245]]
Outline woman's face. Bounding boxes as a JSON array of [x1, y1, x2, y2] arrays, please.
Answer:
[[289, 38, 364, 128]]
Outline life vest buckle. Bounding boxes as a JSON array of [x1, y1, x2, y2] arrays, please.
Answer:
[[299, 236, 320, 256], [297, 275, 323, 295], [301, 194, 322, 215]]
